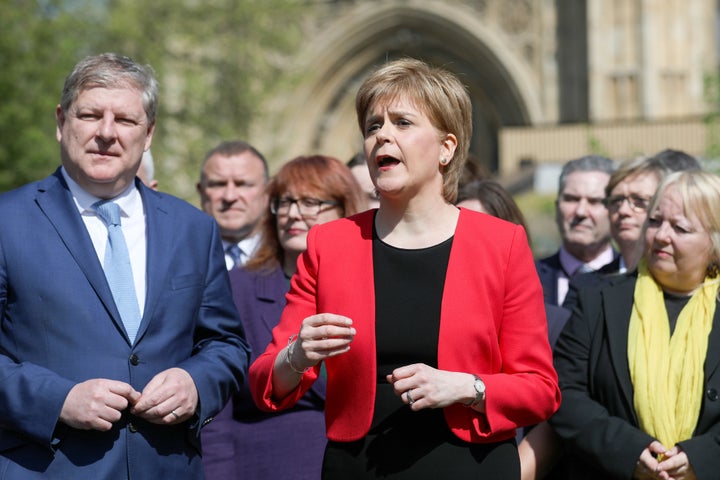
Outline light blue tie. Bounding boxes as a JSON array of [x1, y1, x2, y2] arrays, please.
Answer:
[[94, 201, 141, 344]]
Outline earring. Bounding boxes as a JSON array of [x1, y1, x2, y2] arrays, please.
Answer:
[[440, 157, 448, 165], [707, 261, 719, 278]]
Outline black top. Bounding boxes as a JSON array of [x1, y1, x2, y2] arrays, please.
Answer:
[[371, 232, 450, 428]]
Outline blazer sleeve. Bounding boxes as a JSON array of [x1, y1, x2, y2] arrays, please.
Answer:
[[549, 286, 655, 478], [176, 220, 252, 427], [0, 219, 76, 448], [249, 228, 323, 412], [466, 222, 561, 437], [678, 423, 720, 478]]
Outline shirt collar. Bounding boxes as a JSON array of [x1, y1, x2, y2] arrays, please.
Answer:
[[61, 166, 141, 217], [559, 245, 615, 276]]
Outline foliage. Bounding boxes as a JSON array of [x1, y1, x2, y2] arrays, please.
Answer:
[[0, 0, 305, 199], [0, 0, 107, 191], [703, 72, 720, 161]]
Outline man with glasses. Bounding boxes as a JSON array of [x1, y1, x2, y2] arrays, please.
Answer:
[[197, 141, 269, 270], [563, 150, 702, 310]]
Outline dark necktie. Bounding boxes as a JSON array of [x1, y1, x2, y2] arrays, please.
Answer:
[[226, 243, 242, 270], [94, 201, 141, 343]]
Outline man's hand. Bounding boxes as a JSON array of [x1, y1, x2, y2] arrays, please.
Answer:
[[131, 368, 198, 424], [60, 379, 141, 431]]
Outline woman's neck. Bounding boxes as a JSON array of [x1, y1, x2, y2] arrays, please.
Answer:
[[375, 194, 459, 249]]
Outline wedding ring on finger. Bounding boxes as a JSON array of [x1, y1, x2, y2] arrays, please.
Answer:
[[406, 389, 415, 405], [171, 410, 180, 420]]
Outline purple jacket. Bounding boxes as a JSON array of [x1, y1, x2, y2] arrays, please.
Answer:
[[201, 265, 326, 480]]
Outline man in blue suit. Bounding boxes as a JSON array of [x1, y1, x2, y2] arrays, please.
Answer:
[[0, 53, 250, 478]]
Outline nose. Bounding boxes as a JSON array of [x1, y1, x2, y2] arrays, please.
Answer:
[[286, 200, 302, 219], [96, 111, 117, 142], [221, 183, 240, 203], [653, 221, 672, 243], [375, 122, 392, 144], [616, 198, 634, 215], [575, 198, 589, 217]]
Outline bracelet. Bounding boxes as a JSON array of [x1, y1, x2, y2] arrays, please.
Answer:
[[286, 340, 310, 375]]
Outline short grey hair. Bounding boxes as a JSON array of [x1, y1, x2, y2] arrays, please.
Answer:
[[60, 53, 159, 124], [558, 155, 616, 195]]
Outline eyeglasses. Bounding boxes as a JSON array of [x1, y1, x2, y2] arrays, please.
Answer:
[[270, 196, 340, 217], [603, 194, 651, 213]]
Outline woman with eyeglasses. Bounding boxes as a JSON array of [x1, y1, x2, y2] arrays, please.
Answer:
[[249, 58, 560, 479], [201, 154, 365, 480]]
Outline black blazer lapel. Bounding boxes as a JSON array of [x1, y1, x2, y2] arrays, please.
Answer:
[[704, 302, 720, 380], [602, 275, 637, 419]]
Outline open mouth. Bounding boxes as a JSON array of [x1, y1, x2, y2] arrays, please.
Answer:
[[376, 155, 400, 169]]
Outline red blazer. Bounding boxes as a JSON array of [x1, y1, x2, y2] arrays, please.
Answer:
[[250, 208, 560, 443]]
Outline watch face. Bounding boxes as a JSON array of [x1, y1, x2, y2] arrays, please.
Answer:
[[474, 378, 486, 398]]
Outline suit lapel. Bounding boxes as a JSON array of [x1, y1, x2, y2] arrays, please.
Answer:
[[603, 276, 637, 417], [255, 267, 287, 336], [135, 185, 172, 344], [537, 253, 561, 305], [35, 171, 124, 334], [704, 303, 720, 379]]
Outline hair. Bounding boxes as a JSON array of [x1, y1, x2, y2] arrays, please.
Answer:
[[355, 58, 473, 203], [60, 53, 159, 124], [245, 155, 366, 272], [605, 152, 702, 197], [557, 155, 616, 195], [346, 152, 367, 169], [456, 179, 531, 244], [649, 149, 702, 173], [644, 170, 720, 277], [200, 140, 269, 182]]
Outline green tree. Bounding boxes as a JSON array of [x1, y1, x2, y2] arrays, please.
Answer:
[[1, 0, 305, 199], [98, 0, 305, 200], [0, 0, 107, 191]]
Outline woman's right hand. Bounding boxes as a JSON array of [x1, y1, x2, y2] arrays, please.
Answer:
[[289, 313, 356, 370], [633, 441, 668, 479]]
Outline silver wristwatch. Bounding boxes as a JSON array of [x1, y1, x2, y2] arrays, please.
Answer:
[[465, 374, 486, 406]]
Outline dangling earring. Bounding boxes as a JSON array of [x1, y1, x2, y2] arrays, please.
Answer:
[[707, 261, 720, 278]]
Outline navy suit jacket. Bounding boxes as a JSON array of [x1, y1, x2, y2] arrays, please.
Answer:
[[0, 169, 250, 479], [202, 265, 326, 480], [536, 251, 619, 348]]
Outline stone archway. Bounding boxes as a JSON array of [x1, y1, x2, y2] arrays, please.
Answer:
[[255, 1, 543, 175]]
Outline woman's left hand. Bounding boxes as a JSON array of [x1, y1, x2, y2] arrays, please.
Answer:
[[656, 446, 696, 480], [386, 363, 478, 411]]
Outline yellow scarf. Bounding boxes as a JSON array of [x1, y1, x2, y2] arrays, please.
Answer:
[[628, 259, 719, 448]]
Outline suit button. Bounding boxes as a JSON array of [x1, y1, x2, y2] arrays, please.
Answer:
[[128, 422, 137, 433], [129, 354, 139, 366], [708, 388, 718, 401]]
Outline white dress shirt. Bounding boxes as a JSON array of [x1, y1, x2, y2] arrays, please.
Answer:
[[62, 168, 147, 316]]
